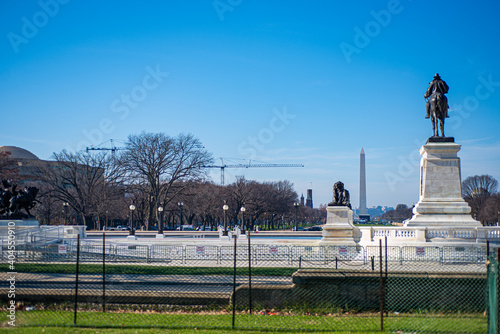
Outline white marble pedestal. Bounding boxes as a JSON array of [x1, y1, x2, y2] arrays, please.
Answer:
[[405, 139, 481, 227], [319, 206, 357, 245]]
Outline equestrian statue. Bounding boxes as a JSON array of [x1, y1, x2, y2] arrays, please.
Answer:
[[424, 73, 449, 137]]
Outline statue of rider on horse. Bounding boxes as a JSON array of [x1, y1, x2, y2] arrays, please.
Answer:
[[424, 73, 449, 137]]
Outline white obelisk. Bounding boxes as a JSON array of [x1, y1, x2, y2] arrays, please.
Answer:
[[359, 148, 370, 221]]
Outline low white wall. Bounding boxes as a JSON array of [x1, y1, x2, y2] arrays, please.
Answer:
[[357, 226, 499, 246]]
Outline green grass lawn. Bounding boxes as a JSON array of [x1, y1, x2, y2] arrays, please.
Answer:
[[0, 310, 487, 334]]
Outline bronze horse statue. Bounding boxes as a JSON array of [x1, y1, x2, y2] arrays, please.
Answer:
[[425, 73, 449, 137], [426, 92, 448, 137]]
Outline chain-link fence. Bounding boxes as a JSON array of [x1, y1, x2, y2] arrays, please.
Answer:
[[1, 234, 497, 333]]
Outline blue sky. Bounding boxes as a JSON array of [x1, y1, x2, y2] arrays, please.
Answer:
[[1, 0, 499, 209]]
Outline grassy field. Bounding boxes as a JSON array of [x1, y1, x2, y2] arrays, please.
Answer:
[[0, 310, 487, 333]]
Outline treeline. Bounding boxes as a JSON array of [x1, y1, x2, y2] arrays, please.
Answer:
[[24, 132, 325, 230]]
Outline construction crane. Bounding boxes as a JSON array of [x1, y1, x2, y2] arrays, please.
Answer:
[[201, 157, 304, 185], [86, 139, 125, 155]]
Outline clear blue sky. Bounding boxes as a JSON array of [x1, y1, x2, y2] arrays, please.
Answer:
[[1, 0, 499, 209]]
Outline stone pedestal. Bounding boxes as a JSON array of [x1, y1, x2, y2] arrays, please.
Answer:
[[405, 140, 481, 227], [319, 206, 357, 245]]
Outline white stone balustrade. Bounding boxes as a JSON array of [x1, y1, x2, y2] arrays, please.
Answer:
[[357, 226, 500, 245]]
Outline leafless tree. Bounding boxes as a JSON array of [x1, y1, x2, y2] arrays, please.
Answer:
[[121, 132, 213, 229], [462, 174, 498, 224], [478, 194, 500, 226], [34, 150, 125, 228], [33, 183, 63, 225]]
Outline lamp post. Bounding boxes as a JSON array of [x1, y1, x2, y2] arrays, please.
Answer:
[[157, 206, 164, 238], [223, 201, 229, 236], [177, 202, 184, 229], [129, 204, 136, 236], [240, 206, 246, 233], [62, 202, 69, 225], [294, 202, 299, 231], [105, 210, 108, 231]]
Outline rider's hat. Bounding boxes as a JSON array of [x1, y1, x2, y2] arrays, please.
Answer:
[[433, 73, 441, 79]]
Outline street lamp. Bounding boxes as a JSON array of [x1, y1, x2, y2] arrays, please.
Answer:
[[294, 202, 300, 231], [178, 202, 184, 229], [129, 204, 136, 236], [157, 206, 164, 238], [240, 206, 246, 233], [223, 201, 229, 236], [105, 210, 108, 231], [62, 202, 69, 225]]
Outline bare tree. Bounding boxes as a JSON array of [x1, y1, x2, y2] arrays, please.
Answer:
[[479, 194, 500, 225], [223, 178, 298, 230], [462, 174, 499, 224], [462, 174, 498, 197], [121, 132, 212, 229], [34, 150, 125, 227]]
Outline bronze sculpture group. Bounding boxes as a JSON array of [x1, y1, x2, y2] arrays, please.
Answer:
[[0, 180, 39, 219]]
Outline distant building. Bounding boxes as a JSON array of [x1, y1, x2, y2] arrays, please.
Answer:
[[0, 146, 103, 187], [0, 146, 48, 185], [306, 189, 313, 208], [300, 193, 304, 206]]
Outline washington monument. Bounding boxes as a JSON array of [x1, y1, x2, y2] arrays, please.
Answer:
[[359, 148, 370, 221]]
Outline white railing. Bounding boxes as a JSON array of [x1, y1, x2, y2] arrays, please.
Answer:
[[358, 226, 500, 244], [395, 230, 415, 238], [427, 229, 448, 238]]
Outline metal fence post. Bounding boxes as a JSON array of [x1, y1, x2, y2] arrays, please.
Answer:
[[379, 239, 384, 331], [103, 233, 106, 313], [73, 234, 80, 326], [497, 249, 500, 334], [232, 234, 237, 329], [385, 236, 388, 317], [248, 230, 252, 315]]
